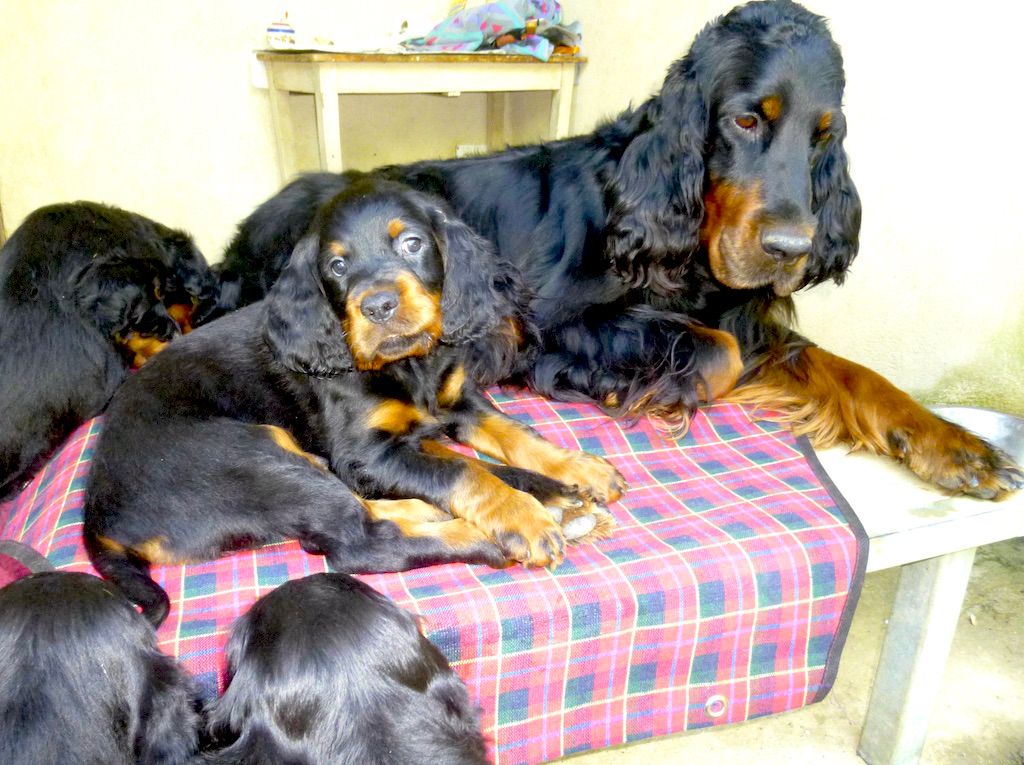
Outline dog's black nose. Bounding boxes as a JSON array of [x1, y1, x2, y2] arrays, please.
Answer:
[[360, 291, 399, 324], [761, 229, 813, 262]]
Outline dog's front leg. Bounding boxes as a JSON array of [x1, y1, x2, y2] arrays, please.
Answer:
[[729, 346, 1024, 499], [329, 403, 566, 567], [445, 386, 627, 504]]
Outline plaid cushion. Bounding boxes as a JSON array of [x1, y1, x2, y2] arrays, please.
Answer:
[[0, 389, 865, 764]]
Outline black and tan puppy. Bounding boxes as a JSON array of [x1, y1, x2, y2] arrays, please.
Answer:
[[201, 573, 488, 764], [85, 180, 623, 627], [0, 571, 203, 765], [0, 201, 215, 499]]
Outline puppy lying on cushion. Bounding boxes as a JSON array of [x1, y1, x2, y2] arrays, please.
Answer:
[[201, 573, 488, 764], [0, 572, 203, 765], [85, 179, 624, 627], [0, 201, 215, 499]]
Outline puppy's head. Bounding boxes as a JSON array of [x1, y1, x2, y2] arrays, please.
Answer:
[[206, 573, 489, 764], [317, 183, 446, 371], [0, 572, 202, 765], [266, 179, 511, 376]]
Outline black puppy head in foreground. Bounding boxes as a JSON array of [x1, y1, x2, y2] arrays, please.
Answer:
[[205, 573, 489, 764]]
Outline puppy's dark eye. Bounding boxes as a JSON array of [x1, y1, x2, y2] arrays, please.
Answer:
[[734, 114, 758, 131], [329, 258, 347, 276], [401, 237, 423, 255]]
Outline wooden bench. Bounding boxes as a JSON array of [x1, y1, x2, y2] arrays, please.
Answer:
[[813, 444, 1023, 765]]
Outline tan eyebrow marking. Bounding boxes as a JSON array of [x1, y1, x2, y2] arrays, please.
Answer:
[[387, 218, 406, 238], [818, 112, 833, 132], [761, 95, 782, 121], [327, 241, 346, 256]]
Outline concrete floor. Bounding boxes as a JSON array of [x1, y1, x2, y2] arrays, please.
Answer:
[[555, 538, 1024, 765]]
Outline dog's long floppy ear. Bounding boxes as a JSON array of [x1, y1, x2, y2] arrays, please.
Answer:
[[605, 53, 709, 293], [429, 207, 517, 345], [803, 126, 861, 287], [264, 234, 354, 375], [136, 655, 203, 765]]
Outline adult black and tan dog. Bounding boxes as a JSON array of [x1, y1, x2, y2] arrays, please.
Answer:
[[0, 202, 215, 499], [214, 0, 1022, 499], [200, 573, 488, 764], [85, 180, 623, 627], [0, 572, 203, 765]]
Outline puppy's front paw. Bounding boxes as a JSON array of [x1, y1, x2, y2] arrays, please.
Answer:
[[544, 495, 617, 545], [482, 490, 566, 568], [552, 452, 628, 504]]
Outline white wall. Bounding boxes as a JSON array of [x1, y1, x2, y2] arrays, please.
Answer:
[[1, 1, 1021, 412]]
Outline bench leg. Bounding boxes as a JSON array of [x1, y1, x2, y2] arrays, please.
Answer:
[[858, 547, 976, 765]]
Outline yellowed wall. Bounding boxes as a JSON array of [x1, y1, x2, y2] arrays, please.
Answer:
[[2, 1, 1021, 412]]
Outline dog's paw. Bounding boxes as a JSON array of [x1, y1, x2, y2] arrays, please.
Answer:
[[552, 452, 628, 504], [892, 420, 1024, 500], [482, 490, 566, 569], [544, 495, 617, 544]]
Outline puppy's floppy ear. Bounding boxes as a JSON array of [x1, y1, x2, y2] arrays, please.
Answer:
[[161, 228, 216, 303], [135, 656, 203, 765], [605, 53, 709, 292], [804, 129, 861, 286], [264, 234, 354, 375], [429, 207, 517, 345]]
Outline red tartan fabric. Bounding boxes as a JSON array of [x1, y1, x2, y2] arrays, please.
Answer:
[[0, 390, 864, 764]]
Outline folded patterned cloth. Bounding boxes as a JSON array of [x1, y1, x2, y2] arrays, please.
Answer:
[[403, 0, 572, 61]]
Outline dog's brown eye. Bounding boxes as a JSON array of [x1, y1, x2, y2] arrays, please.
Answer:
[[401, 237, 423, 255], [329, 258, 347, 276], [735, 114, 758, 130]]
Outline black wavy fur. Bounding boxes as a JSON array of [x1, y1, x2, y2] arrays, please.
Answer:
[[0, 202, 215, 499], [199, 573, 488, 764], [0, 572, 203, 765], [211, 0, 859, 422]]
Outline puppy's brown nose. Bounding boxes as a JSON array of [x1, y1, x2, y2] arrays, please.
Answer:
[[761, 229, 812, 262], [360, 291, 398, 324]]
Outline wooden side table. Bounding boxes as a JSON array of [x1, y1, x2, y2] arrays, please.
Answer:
[[256, 51, 587, 182]]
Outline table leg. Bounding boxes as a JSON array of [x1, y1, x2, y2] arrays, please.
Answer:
[[858, 547, 976, 765], [487, 92, 511, 151], [265, 63, 298, 183], [313, 66, 343, 173], [548, 62, 577, 139]]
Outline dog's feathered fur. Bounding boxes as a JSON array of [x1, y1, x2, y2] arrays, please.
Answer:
[[199, 573, 488, 765], [85, 180, 623, 627], [0, 572, 203, 765], [213, 0, 1022, 498], [0, 202, 215, 499]]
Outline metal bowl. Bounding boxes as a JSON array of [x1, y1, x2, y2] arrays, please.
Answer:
[[930, 406, 1024, 463]]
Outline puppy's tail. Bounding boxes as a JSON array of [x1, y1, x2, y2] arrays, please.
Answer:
[[85, 534, 171, 628]]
